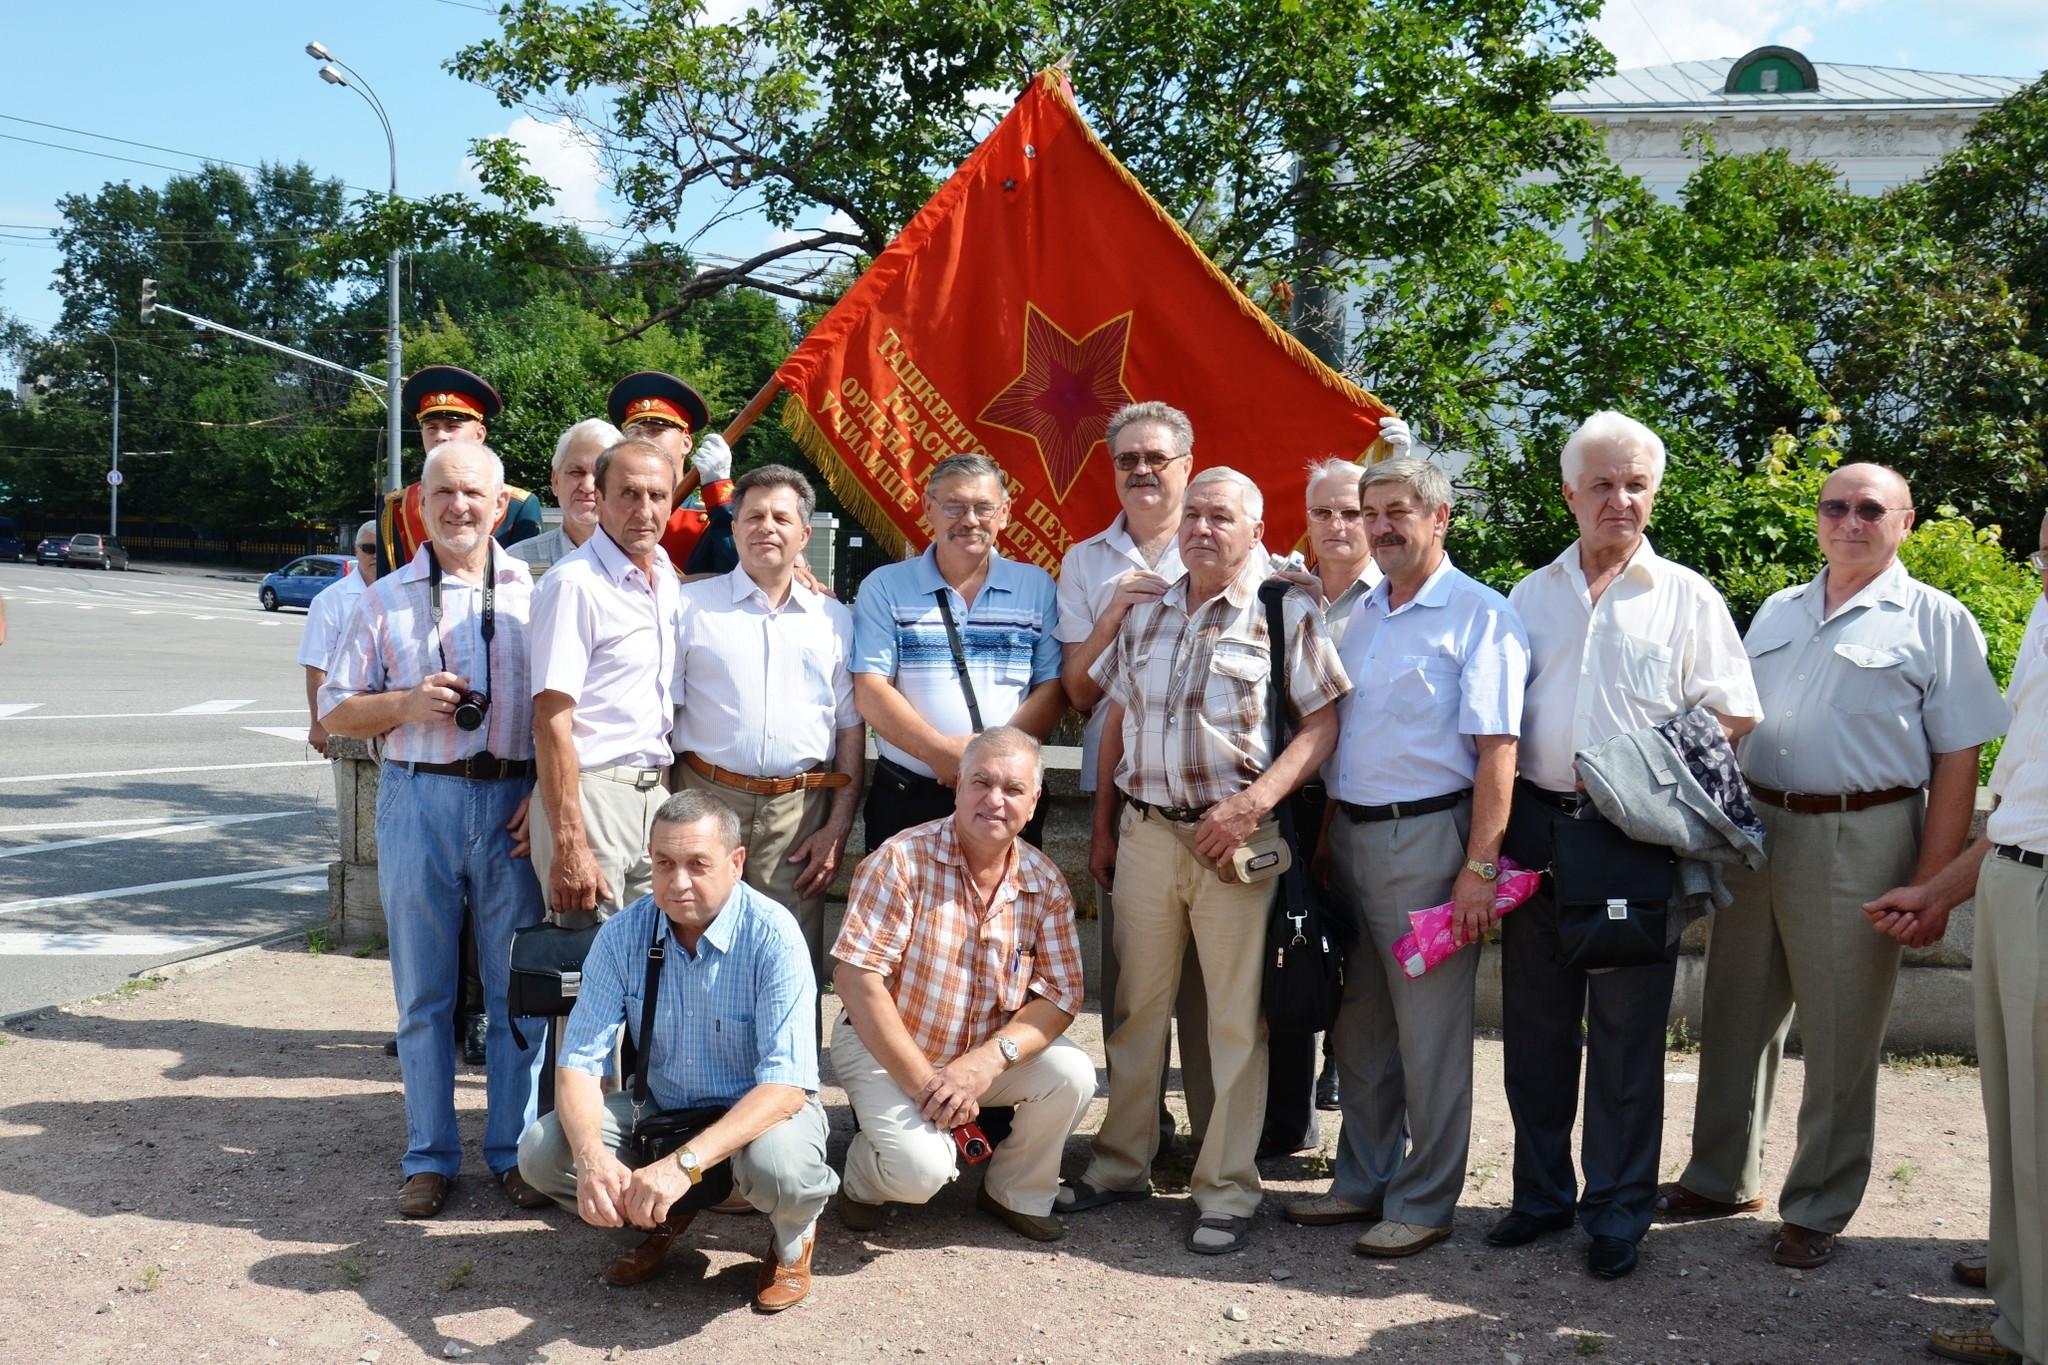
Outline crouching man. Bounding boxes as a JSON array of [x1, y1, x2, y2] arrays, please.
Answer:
[[516, 791, 838, 1311], [831, 726, 1095, 1242]]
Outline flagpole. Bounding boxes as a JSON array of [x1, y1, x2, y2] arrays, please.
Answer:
[[674, 378, 783, 505]]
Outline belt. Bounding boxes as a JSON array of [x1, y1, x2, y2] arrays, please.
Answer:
[[396, 753, 536, 782], [1518, 780, 1584, 813], [1337, 789, 1472, 823], [1994, 843, 2048, 869], [1750, 783, 1919, 815], [1122, 792, 1215, 824], [587, 764, 665, 792], [682, 751, 851, 796]]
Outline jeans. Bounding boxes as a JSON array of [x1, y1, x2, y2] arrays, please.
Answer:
[[378, 764, 546, 1178]]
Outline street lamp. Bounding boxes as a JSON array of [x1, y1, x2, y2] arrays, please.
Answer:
[[307, 40, 404, 496], [102, 332, 120, 536]]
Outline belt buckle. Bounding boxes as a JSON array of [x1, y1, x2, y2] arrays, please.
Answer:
[[462, 752, 492, 781], [636, 768, 660, 792]]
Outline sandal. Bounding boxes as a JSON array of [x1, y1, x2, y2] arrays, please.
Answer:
[[1771, 1222, 1837, 1268], [1186, 1212, 1252, 1255], [1055, 1178, 1150, 1213], [1652, 1181, 1765, 1221]]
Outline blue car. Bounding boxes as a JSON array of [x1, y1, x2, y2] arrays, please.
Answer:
[[258, 554, 352, 612]]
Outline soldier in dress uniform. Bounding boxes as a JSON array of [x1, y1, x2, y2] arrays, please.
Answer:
[[377, 366, 545, 573], [606, 371, 736, 576]]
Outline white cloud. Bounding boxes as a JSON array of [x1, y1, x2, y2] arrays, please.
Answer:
[[764, 210, 859, 250], [1588, 0, 1877, 67], [459, 115, 607, 227]]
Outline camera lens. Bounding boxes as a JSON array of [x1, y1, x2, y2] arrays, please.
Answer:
[[453, 691, 489, 732]]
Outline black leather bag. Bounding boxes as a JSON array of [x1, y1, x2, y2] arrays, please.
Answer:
[[1549, 814, 1675, 970], [624, 919, 734, 1209], [1256, 582, 1355, 1034], [504, 920, 602, 1049]]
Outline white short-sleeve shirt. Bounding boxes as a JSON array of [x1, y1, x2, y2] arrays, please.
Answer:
[[1054, 515, 1186, 793], [1989, 596, 2048, 852], [671, 566, 859, 777], [1510, 538, 1760, 793], [297, 570, 366, 670], [528, 529, 680, 770]]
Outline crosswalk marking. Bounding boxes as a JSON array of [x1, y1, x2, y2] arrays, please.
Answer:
[[169, 699, 257, 714], [243, 726, 311, 742], [0, 932, 231, 956], [0, 861, 330, 915], [0, 704, 43, 719], [0, 811, 301, 860]]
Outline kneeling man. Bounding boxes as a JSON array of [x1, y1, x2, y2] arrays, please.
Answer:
[[831, 726, 1095, 1242], [516, 791, 838, 1310]]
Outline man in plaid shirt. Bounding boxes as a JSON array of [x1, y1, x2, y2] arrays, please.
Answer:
[[831, 726, 1095, 1242], [1062, 467, 1351, 1256]]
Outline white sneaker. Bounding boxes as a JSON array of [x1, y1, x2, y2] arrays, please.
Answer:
[[1353, 1219, 1453, 1257]]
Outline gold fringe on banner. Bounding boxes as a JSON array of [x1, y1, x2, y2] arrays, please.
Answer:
[[780, 396, 913, 562]]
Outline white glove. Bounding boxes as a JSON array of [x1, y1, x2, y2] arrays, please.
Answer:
[[692, 432, 732, 482], [1378, 416, 1413, 459]]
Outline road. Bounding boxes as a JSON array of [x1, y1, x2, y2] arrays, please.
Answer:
[[0, 558, 340, 1017]]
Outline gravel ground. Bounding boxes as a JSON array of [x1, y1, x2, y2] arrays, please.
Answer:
[[0, 945, 2002, 1364]]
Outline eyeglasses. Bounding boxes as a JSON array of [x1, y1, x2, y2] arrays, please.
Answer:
[[1112, 452, 1184, 473], [1307, 506, 1365, 524], [935, 501, 1004, 521], [2030, 550, 2048, 574], [1818, 499, 1909, 522]]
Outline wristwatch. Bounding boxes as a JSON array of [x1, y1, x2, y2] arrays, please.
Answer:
[[674, 1146, 703, 1186], [1464, 858, 1499, 881], [994, 1035, 1021, 1068]]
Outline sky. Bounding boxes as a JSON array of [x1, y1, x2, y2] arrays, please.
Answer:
[[1, 0, 2045, 347]]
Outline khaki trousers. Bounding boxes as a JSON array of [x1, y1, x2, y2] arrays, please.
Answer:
[[1084, 806, 1271, 1218], [1974, 853, 2048, 1364], [673, 761, 834, 979], [1682, 798, 1919, 1233], [832, 1017, 1096, 1216], [1098, 880, 1214, 1145], [528, 767, 666, 927]]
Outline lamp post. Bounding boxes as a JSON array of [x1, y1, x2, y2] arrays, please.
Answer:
[[105, 332, 120, 536], [308, 40, 403, 496]]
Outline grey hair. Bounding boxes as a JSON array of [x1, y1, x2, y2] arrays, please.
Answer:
[[352, 522, 378, 549], [1105, 401, 1194, 459], [552, 417, 623, 474], [732, 463, 818, 523], [653, 788, 743, 851], [1303, 457, 1364, 507], [1560, 410, 1668, 488], [420, 440, 504, 494], [1359, 457, 1454, 514], [961, 724, 1045, 787], [926, 453, 1006, 494], [594, 437, 674, 496], [1187, 466, 1263, 520]]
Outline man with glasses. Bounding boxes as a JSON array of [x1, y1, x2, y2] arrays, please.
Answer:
[[1056, 401, 1211, 1159], [510, 418, 623, 572], [301, 523, 380, 756], [852, 454, 1064, 847], [1659, 464, 2006, 1271]]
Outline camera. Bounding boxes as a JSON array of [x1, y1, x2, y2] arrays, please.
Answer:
[[950, 1123, 992, 1165], [452, 689, 491, 732]]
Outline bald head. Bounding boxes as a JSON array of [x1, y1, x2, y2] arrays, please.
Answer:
[[1822, 463, 1911, 508], [1816, 461, 1914, 581]]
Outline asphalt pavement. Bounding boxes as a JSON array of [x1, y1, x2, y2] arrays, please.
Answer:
[[0, 557, 340, 1016]]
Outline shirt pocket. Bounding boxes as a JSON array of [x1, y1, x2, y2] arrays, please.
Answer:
[[1616, 637, 1673, 707], [1386, 655, 1458, 724], [1830, 642, 1911, 716], [1204, 639, 1272, 733], [713, 1008, 756, 1080]]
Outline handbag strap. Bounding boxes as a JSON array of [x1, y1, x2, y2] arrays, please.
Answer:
[[630, 914, 667, 1119], [932, 589, 984, 732], [1256, 581, 1297, 835]]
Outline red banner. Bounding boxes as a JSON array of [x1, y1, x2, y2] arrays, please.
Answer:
[[774, 70, 1393, 570]]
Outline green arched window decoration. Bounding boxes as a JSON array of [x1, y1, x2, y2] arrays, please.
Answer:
[[1726, 46, 1819, 94]]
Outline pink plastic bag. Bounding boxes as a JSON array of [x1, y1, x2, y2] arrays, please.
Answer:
[[1389, 857, 1543, 979]]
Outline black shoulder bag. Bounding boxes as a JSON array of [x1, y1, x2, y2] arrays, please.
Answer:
[[1257, 582, 1353, 1034], [505, 920, 603, 1050], [622, 917, 734, 1208]]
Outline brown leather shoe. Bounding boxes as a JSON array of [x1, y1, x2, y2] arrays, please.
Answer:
[[1953, 1254, 1988, 1288], [601, 1213, 694, 1288], [1652, 1181, 1765, 1221], [396, 1172, 451, 1218], [500, 1167, 552, 1210], [1771, 1221, 1837, 1268], [753, 1232, 814, 1312]]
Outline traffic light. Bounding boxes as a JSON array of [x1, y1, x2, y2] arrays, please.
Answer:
[[140, 278, 157, 324]]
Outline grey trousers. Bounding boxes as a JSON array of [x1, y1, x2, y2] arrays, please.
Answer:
[[1974, 853, 2048, 1364], [516, 1093, 838, 1265], [1326, 800, 1476, 1227], [1681, 797, 1919, 1233]]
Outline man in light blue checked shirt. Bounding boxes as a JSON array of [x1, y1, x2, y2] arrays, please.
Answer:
[[516, 790, 838, 1311]]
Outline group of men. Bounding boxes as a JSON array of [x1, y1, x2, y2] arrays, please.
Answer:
[[304, 366, 2044, 1363]]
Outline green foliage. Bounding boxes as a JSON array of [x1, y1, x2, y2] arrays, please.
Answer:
[[1899, 509, 2039, 690]]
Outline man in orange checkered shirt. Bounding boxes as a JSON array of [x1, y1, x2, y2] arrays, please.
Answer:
[[830, 726, 1095, 1243]]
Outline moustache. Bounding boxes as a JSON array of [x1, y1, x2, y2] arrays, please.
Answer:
[[1125, 474, 1160, 489], [1372, 534, 1406, 548]]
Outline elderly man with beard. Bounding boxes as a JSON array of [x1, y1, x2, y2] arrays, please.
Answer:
[[320, 440, 547, 1217], [510, 418, 622, 571], [1065, 468, 1350, 1256], [1285, 457, 1527, 1256], [852, 453, 1064, 847], [529, 439, 682, 930], [1489, 411, 1761, 1279]]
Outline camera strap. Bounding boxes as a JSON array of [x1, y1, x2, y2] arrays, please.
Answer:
[[426, 544, 495, 701]]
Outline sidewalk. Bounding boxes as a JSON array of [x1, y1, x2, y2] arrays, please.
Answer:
[[0, 944, 2003, 1364]]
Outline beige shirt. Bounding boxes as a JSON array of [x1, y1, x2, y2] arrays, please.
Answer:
[[1988, 596, 2048, 852], [1740, 561, 2008, 794], [1510, 538, 1759, 793]]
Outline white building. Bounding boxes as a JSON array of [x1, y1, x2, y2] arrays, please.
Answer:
[[1552, 45, 2027, 199]]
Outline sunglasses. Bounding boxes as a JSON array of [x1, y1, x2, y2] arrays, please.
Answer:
[[1818, 499, 1908, 522], [1112, 452, 1184, 473]]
